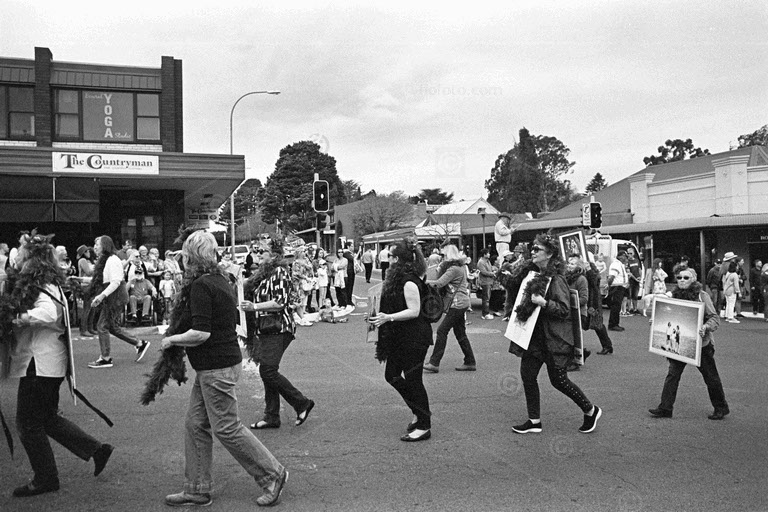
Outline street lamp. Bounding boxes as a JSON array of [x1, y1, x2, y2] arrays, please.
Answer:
[[478, 207, 486, 250], [229, 90, 280, 257]]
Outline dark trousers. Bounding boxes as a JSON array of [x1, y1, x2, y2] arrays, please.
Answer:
[[608, 286, 625, 328], [428, 307, 475, 366], [79, 299, 92, 334], [97, 301, 141, 358], [593, 323, 613, 351], [752, 289, 764, 314], [334, 286, 348, 308], [520, 354, 593, 420], [345, 273, 355, 303], [504, 288, 516, 318], [385, 344, 431, 430], [17, 361, 101, 486], [258, 332, 310, 425], [364, 263, 373, 282], [657, 343, 728, 413], [480, 284, 491, 316], [380, 262, 389, 282]]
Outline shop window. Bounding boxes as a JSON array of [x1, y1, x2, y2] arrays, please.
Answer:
[[1, 86, 35, 139]]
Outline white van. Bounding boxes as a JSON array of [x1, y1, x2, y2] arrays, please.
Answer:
[[585, 234, 644, 298]]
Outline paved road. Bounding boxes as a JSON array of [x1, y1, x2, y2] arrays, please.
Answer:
[[1, 276, 766, 511]]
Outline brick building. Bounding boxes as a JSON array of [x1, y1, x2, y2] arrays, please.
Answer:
[[0, 47, 244, 254]]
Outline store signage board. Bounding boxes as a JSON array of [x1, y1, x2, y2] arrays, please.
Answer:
[[52, 152, 159, 175]]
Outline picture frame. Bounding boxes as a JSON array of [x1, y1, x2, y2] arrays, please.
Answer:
[[505, 271, 551, 350], [558, 230, 587, 261], [648, 296, 704, 366]]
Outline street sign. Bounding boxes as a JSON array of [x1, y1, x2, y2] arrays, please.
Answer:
[[581, 203, 590, 227]]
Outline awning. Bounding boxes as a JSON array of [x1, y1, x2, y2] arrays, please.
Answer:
[[599, 214, 768, 235]]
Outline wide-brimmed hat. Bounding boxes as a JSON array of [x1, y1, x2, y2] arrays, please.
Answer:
[[723, 251, 738, 262], [501, 250, 514, 259], [498, 212, 511, 219], [76, 244, 88, 258]]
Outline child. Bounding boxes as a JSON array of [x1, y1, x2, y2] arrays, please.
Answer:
[[316, 259, 329, 309], [319, 298, 348, 323], [158, 270, 177, 324]]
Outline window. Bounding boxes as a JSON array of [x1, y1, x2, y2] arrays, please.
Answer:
[[52, 89, 161, 143], [136, 94, 160, 140], [0, 86, 35, 139], [55, 89, 79, 138]]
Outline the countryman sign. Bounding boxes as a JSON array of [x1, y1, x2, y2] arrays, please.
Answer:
[[52, 152, 159, 175]]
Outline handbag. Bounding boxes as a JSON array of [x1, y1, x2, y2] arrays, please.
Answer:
[[257, 311, 283, 335]]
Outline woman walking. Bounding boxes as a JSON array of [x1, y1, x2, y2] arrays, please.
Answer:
[[76, 245, 96, 337], [423, 244, 476, 373], [87, 236, 150, 368], [240, 235, 315, 431], [160, 231, 287, 507], [3, 234, 113, 497], [508, 234, 602, 434], [649, 266, 729, 420], [369, 239, 433, 442]]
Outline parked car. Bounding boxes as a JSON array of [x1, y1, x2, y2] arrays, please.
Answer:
[[219, 244, 250, 265]]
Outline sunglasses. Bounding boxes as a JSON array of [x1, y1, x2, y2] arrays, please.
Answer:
[[530, 246, 544, 253], [675, 275, 692, 281]]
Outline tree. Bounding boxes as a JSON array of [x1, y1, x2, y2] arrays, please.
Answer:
[[410, 188, 454, 205], [351, 191, 414, 236], [643, 139, 710, 167], [219, 178, 263, 226], [738, 124, 768, 148], [260, 141, 346, 232], [342, 179, 364, 203], [585, 172, 608, 194], [485, 128, 576, 215]]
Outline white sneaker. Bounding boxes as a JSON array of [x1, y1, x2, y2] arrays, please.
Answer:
[[483, 314, 494, 320], [726, 319, 740, 324]]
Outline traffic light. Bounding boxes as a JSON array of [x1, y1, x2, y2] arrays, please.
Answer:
[[317, 213, 329, 231], [313, 180, 330, 212], [589, 202, 602, 229]]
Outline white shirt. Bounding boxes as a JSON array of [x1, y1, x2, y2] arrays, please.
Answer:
[[609, 259, 628, 287], [10, 284, 67, 378], [104, 254, 124, 284], [379, 248, 390, 263], [317, 267, 329, 287]]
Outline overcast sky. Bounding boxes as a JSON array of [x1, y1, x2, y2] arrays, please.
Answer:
[[3, 0, 766, 202]]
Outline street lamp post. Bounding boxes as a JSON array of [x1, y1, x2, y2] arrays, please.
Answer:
[[229, 90, 280, 257], [478, 207, 486, 250]]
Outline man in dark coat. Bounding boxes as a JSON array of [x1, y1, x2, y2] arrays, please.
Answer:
[[343, 244, 356, 307]]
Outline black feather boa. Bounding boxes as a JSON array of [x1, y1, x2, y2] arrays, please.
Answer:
[[512, 259, 562, 322], [0, 261, 65, 342], [671, 281, 703, 301]]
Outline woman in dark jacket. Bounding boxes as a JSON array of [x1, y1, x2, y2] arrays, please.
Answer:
[[649, 266, 729, 420], [369, 238, 433, 442], [508, 234, 602, 434], [564, 253, 592, 371], [160, 230, 288, 507], [423, 243, 476, 372]]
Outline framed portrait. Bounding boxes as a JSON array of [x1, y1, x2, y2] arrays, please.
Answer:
[[648, 296, 704, 366], [558, 230, 587, 261]]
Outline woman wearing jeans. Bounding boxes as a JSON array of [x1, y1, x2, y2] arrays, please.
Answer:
[[88, 236, 150, 368], [423, 244, 476, 373], [369, 238, 433, 442], [160, 231, 288, 507], [508, 234, 602, 435]]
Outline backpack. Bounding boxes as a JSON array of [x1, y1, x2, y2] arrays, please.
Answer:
[[420, 279, 446, 323]]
